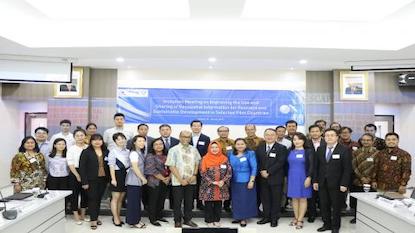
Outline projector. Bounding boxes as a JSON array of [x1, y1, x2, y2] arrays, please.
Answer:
[[398, 73, 415, 86]]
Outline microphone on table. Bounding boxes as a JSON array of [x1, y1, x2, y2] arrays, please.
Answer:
[[0, 190, 17, 220]]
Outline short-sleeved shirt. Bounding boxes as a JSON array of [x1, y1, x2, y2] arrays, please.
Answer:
[[125, 151, 146, 186], [165, 143, 201, 186], [103, 127, 134, 150], [48, 155, 69, 177], [67, 144, 88, 168], [108, 147, 130, 170]]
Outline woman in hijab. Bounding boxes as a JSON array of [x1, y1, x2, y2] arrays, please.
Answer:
[[199, 142, 232, 227]]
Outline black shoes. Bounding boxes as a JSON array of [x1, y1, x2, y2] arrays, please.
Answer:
[[183, 220, 198, 227], [270, 220, 278, 227], [317, 226, 332, 232], [307, 216, 315, 223], [158, 218, 169, 223], [150, 221, 161, 226], [231, 220, 241, 224], [350, 218, 356, 224], [257, 218, 270, 224]]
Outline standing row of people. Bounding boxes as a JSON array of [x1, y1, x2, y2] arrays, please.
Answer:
[[9, 114, 412, 233]]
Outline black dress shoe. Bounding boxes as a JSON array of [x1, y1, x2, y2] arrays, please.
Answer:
[[350, 218, 356, 224], [174, 222, 182, 228], [183, 220, 198, 227], [240, 222, 247, 227], [113, 222, 122, 227], [158, 218, 168, 223], [270, 220, 278, 227], [317, 226, 332, 232], [231, 220, 241, 224], [307, 216, 315, 223], [151, 221, 161, 226], [257, 218, 270, 224]]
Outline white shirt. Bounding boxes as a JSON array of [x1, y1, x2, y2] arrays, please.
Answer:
[[192, 133, 201, 147], [67, 144, 88, 168], [277, 138, 292, 149], [108, 147, 130, 170], [48, 155, 69, 177], [266, 143, 275, 152], [49, 132, 75, 152], [103, 127, 134, 150], [312, 138, 322, 151]]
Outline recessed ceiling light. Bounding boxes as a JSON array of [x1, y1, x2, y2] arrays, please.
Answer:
[[299, 59, 308, 64], [208, 57, 217, 63], [116, 57, 125, 63]]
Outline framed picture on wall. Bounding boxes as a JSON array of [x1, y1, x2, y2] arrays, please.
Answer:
[[54, 67, 83, 98], [340, 71, 368, 100]]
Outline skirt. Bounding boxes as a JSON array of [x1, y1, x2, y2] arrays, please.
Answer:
[[110, 169, 127, 192], [231, 182, 257, 220]]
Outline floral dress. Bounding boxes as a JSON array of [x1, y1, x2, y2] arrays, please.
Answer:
[[10, 152, 47, 190]]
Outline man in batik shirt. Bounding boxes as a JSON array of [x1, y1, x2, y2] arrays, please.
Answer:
[[372, 132, 411, 194]]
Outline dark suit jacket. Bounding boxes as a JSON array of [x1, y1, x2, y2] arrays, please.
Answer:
[[127, 136, 154, 154], [190, 133, 210, 157], [256, 142, 288, 186], [313, 143, 352, 189], [164, 136, 179, 152], [79, 147, 110, 185], [305, 138, 327, 152]]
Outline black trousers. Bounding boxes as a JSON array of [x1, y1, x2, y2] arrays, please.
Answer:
[[205, 201, 222, 223], [172, 185, 196, 223], [307, 189, 319, 218], [319, 181, 343, 230], [47, 175, 69, 190], [259, 179, 283, 221], [195, 174, 203, 207], [69, 172, 88, 212], [223, 186, 231, 209], [86, 177, 108, 221], [148, 182, 168, 222], [349, 184, 376, 218]]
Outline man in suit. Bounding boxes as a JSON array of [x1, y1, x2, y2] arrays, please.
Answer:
[[305, 124, 327, 223], [189, 120, 210, 210], [313, 129, 352, 233], [159, 124, 179, 151], [127, 123, 154, 153], [256, 128, 288, 227]]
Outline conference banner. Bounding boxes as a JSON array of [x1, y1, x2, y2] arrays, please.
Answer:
[[117, 87, 305, 126]]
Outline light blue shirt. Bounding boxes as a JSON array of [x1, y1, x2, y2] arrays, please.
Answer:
[[108, 147, 130, 170], [229, 150, 257, 183]]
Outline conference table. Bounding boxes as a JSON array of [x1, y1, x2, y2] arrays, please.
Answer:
[[351, 192, 415, 233], [0, 190, 71, 233]]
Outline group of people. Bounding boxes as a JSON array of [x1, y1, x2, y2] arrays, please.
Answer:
[[9, 114, 412, 233]]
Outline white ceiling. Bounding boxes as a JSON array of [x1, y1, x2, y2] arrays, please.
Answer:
[[1, 0, 415, 70]]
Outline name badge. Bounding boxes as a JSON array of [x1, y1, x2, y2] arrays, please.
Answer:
[[29, 158, 37, 163], [198, 141, 205, 146], [269, 153, 276, 158], [352, 146, 358, 151], [332, 154, 340, 159], [391, 156, 397, 161], [226, 146, 233, 151], [240, 157, 247, 162], [220, 164, 227, 169], [296, 154, 304, 159], [366, 157, 374, 162]]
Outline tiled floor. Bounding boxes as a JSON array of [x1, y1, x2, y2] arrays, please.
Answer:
[[65, 216, 357, 233]]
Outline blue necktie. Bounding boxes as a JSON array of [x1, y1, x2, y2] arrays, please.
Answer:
[[326, 147, 333, 162]]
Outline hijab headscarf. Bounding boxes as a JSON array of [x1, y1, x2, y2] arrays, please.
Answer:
[[200, 142, 228, 173]]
